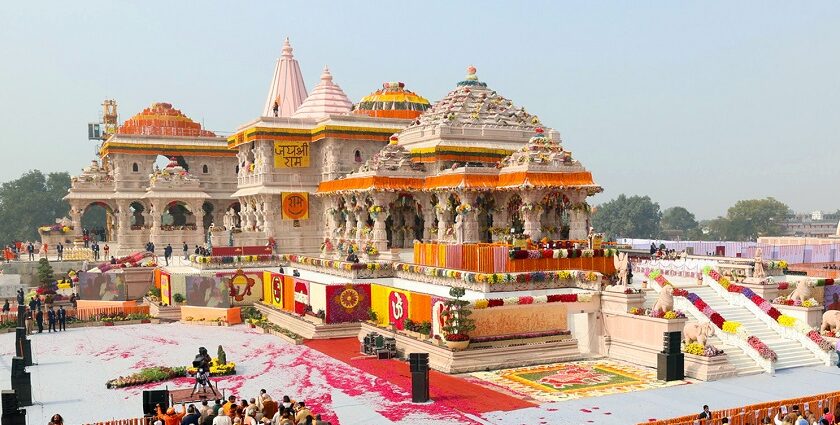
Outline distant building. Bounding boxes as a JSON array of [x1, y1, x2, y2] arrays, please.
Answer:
[[780, 211, 837, 238]]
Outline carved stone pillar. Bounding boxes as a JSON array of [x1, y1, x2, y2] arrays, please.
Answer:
[[435, 206, 451, 242], [371, 192, 396, 254], [414, 193, 435, 242], [115, 200, 130, 243], [520, 190, 544, 241], [69, 205, 83, 238], [458, 192, 480, 243], [354, 210, 369, 242], [567, 190, 590, 241]]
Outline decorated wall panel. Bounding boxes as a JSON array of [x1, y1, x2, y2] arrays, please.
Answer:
[[216, 269, 263, 306], [185, 275, 230, 308], [78, 272, 127, 301], [470, 303, 568, 338], [325, 284, 371, 324], [309, 281, 327, 314]]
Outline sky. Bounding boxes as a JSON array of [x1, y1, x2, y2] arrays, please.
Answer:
[[0, 1, 838, 219]]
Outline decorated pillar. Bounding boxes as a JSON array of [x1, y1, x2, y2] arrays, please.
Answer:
[[490, 192, 512, 242], [370, 192, 396, 255], [435, 201, 452, 242], [568, 190, 591, 241], [391, 209, 404, 249], [456, 191, 479, 243], [520, 190, 544, 241]]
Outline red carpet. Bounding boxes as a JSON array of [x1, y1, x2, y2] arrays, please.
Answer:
[[304, 337, 535, 415]]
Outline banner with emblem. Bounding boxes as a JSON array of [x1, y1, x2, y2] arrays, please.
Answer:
[[293, 279, 309, 314], [274, 141, 310, 168], [388, 290, 410, 330], [282, 192, 309, 220], [325, 284, 371, 324]]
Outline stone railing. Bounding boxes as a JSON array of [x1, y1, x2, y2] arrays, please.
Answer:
[[704, 273, 831, 366], [392, 262, 602, 292]]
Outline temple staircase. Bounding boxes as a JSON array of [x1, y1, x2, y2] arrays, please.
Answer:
[[645, 277, 823, 375]]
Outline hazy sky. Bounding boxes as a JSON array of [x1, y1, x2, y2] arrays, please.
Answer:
[[1, 1, 838, 219]]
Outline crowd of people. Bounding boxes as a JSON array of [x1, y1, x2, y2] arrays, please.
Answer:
[[152, 391, 331, 425], [698, 403, 840, 425]]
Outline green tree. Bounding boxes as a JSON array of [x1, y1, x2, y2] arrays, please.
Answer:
[[660, 206, 699, 239], [441, 287, 475, 341], [703, 197, 790, 241], [36, 258, 57, 295], [0, 170, 71, 243], [592, 194, 661, 240]]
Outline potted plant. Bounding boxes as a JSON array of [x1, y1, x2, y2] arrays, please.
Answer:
[[441, 287, 475, 350]]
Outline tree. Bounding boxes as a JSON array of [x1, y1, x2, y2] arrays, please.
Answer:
[[441, 287, 475, 341], [702, 197, 790, 241], [592, 194, 661, 240], [660, 206, 700, 239], [36, 258, 57, 295], [0, 170, 71, 243]]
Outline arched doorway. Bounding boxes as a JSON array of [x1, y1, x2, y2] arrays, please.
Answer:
[[202, 202, 214, 231], [129, 201, 146, 229], [82, 202, 114, 242], [162, 201, 195, 230]]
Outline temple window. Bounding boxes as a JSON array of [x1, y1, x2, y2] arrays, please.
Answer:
[[202, 164, 209, 174], [132, 163, 139, 173], [354, 150, 363, 163]]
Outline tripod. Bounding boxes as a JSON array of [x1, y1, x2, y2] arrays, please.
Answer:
[[190, 369, 217, 397]]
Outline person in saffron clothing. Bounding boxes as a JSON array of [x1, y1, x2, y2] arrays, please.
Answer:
[[156, 403, 186, 425]]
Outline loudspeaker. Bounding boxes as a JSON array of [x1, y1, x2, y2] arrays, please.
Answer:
[[9, 358, 30, 407], [656, 352, 685, 381], [411, 370, 430, 403], [409, 353, 429, 373], [14, 329, 31, 367], [662, 331, 681, 354], [142, 389, 169, 416], [1, 390, 26, 425], [15, 306, 25, 328]]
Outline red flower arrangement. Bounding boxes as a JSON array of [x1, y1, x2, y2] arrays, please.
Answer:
[[708, 313, 725, 329], [487, 299, 504, 308], [747, 336, 778, 362]]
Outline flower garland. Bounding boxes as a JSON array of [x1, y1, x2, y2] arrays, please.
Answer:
[[393, 262, 601, 285], [771, 296, 819, 308], [508, 248, 617, 260], [628, 307, 686, 320], [190, 254, 276, 264], [455, 204, 473, 215], [472, 292, 593, 309], [766, 260, 788, 270], [282, 254, 386, 272], [703, 266, 834, 352], [649, 269, 778, 362]]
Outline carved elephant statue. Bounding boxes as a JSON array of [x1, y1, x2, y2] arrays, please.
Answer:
[[820, 310, 840, 333], [683, 322, 715, 346], [653, 285, 674, 313], [787, 280, 814, 303]]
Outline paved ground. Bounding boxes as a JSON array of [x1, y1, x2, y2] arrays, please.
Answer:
[[1, 322, 837, 425]]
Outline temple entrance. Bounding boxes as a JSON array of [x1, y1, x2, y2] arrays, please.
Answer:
[[162, 201, 196, 230], [224, 202, 241, 230], [81, 202, 114, 242], [202, 202, 214, 231], [129, 201, 146, 229]]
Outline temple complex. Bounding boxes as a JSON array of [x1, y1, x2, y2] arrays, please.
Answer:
[[50, 38, 835, 388]]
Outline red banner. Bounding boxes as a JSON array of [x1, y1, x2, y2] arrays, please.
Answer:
[[294, 280, 309, 315]]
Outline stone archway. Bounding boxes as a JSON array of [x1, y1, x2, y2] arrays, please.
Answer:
[[81, 201, 115, 243]]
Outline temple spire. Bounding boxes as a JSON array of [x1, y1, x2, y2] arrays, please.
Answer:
[[263, 37, 308, 117]]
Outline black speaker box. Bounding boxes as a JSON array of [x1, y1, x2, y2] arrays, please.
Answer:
[[656, 352, 685, 381], [1, 390, 25, 425], [409, 353, 429, 372], [142, 389, 169, 416], [15, 306, 25, 328], [411, 371, 430, 403], [662, 331, 681, 354], [9, 358, 30, 407]]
